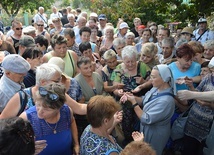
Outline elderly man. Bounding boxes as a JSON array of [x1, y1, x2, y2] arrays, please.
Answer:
[[193, 18, 214, 44], [0, 54, 30, 112], [33, 7, 48, 28]]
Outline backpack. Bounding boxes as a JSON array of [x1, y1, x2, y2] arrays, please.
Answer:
[[17, 90, 28, 116]]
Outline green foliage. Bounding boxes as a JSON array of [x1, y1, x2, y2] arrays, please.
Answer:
[[0, 0, 54, 18], [61, 0, 71, 7]]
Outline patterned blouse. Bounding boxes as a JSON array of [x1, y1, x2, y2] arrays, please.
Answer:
[[80, 125, 122, 155]]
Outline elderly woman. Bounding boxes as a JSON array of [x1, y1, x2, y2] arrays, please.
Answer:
[[20, 83, 79, 154], [112, 38, 126, 61], [120, 64, 176, 155], [42, 34, 79, 77], [80, 95, 122, 154], [188, 41, 207, 65], [89, 25, 102, 49], [203, 40, 214, 60], [100, 26, 115, 50], [75, 56, 105, 139], [111, 45, 151, 145], [125, 32, 135, 46], [101, 49, 124, 94]]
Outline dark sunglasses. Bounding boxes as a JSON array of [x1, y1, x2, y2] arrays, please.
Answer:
[[39, 87, 59, 101], [37, 24, 44, 27], [16, 27, 23, 30]]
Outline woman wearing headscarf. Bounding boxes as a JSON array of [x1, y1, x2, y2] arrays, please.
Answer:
[[120, 64, 176, 155]]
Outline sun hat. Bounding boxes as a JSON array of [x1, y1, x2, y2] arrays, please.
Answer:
[[181, 27, 194, 37]]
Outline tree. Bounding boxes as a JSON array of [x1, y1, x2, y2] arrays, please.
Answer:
[[0, 0, 54, 18]]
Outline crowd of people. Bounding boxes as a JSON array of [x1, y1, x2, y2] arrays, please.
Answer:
[[0, 5, 214, 155]]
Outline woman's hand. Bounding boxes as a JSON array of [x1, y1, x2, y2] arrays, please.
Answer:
[[114, 111, 123, 124], [34, 140, 47, 155], [132, 131, 144, 142], [73, 144, 80, 155], [120, 93, 136, 104]]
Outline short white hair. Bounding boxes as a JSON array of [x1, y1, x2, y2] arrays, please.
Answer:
[[36, 63, 62, 86], [39, 7, 44, 11], [122, 45, 138, 60]]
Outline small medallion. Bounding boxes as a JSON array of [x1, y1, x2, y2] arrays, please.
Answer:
[[53, 130, 57, 134]]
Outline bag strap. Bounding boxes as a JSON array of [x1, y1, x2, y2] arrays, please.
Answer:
[[38, 13, 48, 25], [196, 29, 208, 41], [17, 90, 28, 116], [68, 51, 75, 77]]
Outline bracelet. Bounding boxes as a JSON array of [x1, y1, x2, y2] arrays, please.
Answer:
[[132, 103, 139, 108]]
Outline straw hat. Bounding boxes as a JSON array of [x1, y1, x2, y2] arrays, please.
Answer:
[[181, 27, 194, 37]]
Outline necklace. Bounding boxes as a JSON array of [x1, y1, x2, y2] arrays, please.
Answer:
[[44, 120, 58, 134]]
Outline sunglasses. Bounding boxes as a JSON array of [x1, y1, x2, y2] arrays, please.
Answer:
[[37, 24, 44, 27], [16, 27, 23, 30], [39, 87, 59, 101]]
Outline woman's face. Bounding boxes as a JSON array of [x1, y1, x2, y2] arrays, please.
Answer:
[[79, 62, 93, 77], [27, 56, 43, 70], [64, 35, 75, 47], [36, 100, 59, 120], [105, 29, 114, 38], [177, 56, 193, 70], [123, 56, 137, 71], [105, 57, 117, 69], [126, 36, 134, 45], [149, 25, 157, 34], [181, 33, 192, 41], [193, 53, 202, 63], [53, 43, 68, 58], [115, 44, 125, 56], [141, 53, 153, 64], [91, 28, 98, 37], [150, 69, 164, 88], [204, 46, 214, 60], [142, 31, 151, 42]]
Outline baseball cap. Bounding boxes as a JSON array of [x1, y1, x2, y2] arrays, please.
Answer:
[[138, 25, 146, 30], [23, 26, 36, 34], [119, 22, 129, 29], [2, 54, 30, 73], [198, 18, 207, 23], [98, 14, 107, 20], [19, 35, 35, 47]]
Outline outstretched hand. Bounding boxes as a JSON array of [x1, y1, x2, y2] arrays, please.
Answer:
[[132, 131, 144, 142]]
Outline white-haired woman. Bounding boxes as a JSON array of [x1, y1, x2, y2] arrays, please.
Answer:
[[111, 45, 151, 145], [120, 64, 176, 155], [100, 26, 115, 50]]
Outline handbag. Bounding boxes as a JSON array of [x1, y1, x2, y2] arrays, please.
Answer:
[[171, 104, 193, 141]]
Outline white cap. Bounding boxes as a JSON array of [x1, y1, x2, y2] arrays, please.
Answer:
[[208, 57, 214, 68], [23, 26, 36, 34], [198, 18, 207, 23], [90, 12, 98, 17], [119, 22, 129, 29]]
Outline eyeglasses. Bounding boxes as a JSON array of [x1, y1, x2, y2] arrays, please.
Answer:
[[37, 24, 44, 27], [39, 87, 59, 101], [53, 20, 60, 23], [16, 27, 23, 30]]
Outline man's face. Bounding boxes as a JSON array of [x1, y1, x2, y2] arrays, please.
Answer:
[[156, 30, 168, 43], [6, 71, 26, 83], [13, 23, 23, 36], [162, 43, 173, 59], [198, 22, 207, 31]]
